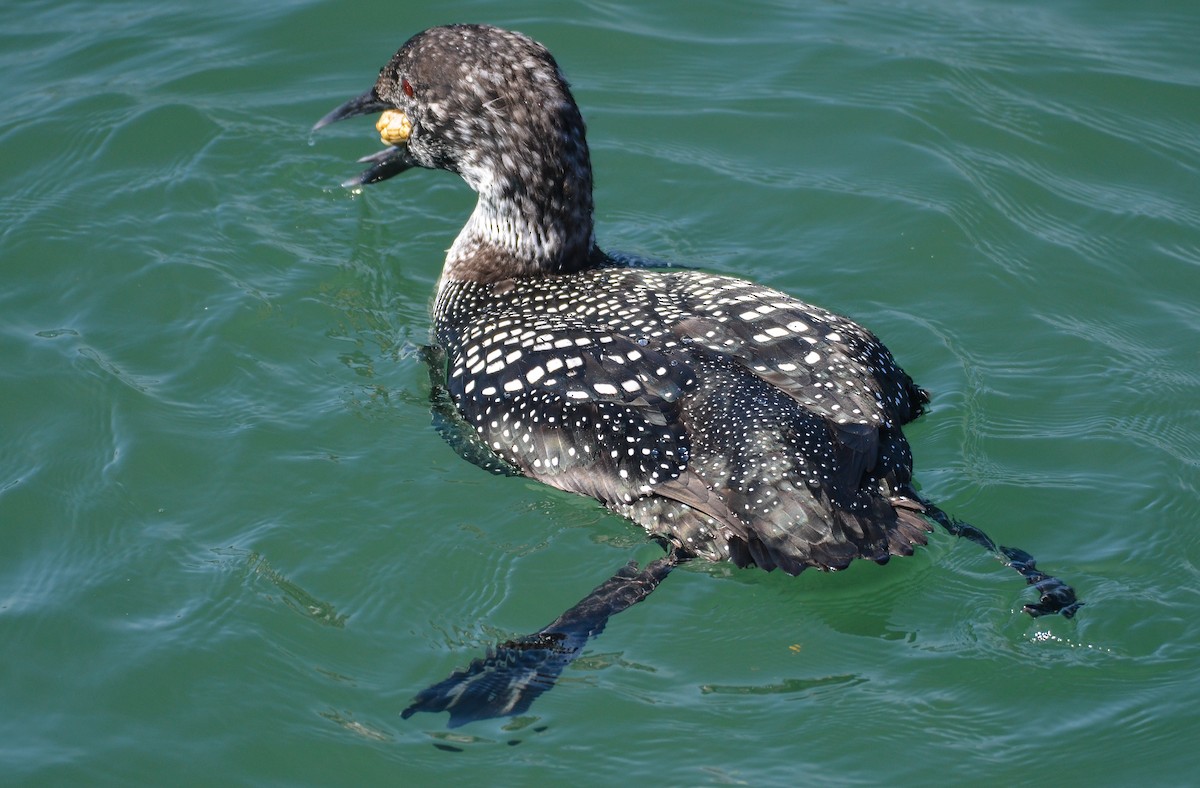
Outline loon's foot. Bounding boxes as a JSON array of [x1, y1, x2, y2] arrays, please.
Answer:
[[999, 546, 1083, 618], [918, 499, 1083, 619], [402, 551, 682, 728]]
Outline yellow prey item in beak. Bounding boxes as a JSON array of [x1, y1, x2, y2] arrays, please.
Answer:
[[376, 110, 412, 146]]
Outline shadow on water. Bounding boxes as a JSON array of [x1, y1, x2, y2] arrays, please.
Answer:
[[214, 547, 348, 629]]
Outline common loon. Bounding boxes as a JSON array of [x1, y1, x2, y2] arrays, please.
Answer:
[[313, 24, 1079, 727]]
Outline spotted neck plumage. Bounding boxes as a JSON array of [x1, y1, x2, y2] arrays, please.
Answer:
[[440, 98, 599, 285]]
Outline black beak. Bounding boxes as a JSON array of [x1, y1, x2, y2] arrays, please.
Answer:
[[313, 88, 389, 130], [313, 89, 418, 186]]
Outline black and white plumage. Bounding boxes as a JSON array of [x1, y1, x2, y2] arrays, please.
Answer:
[[435, 269, 932, 575], [313, 24, 1079, 726], [317, 23, 931, 573]]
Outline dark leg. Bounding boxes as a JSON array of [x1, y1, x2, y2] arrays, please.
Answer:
[[919, 500, 1082, 618], [402, 550, 685, 728]]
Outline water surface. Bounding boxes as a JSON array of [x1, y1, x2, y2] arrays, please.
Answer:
[[2, 0, 1198, 784]]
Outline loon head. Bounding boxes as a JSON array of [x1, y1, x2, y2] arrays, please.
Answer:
[[313, 25, 598, 278]]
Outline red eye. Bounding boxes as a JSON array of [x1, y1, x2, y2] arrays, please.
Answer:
[[401, 78, 414, 98]]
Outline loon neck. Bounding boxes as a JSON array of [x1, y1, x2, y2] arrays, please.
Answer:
[[441, 104, 598, 283], [442, 188, 597, 283]]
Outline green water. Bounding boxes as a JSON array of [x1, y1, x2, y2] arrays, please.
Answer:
[[2, 0, 1198, 784]]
